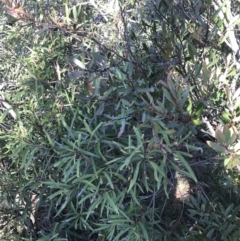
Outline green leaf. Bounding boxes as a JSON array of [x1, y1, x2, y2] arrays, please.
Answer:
[[95, 103, 105, 116], [149, 161, 166, 178], [215, 130, 225, 145], [225, 204, 234, 216], [116, 68, 126, 81], [55, 196, 70, 217], [218, 33, 229, 46], [223, 125, 237, 146], [91, 52, 108, 69], [119, 146, 142, 170], [175, 152, 197, 182], [96, 141, 107, 162], [222, 111, 231, 121], [113, 227, 131, 241], [202, 61, 210, 84], [186, 98, 192, 114], [133, 126, 144, 152], [136, 87, 154, 93], [86, 196, 103, 219], [103, 172, 114, 189], [90, 122, 102, 139], [162, 87, 175, 105], [117, 119, 126, 138], [83, 119, 92, 135], [207, 141, 226, 153], [105, 193, 119, 214], [72, 6, 81, 21], [145, 92, 154, 104], [139, 222, 149, 240], [163, 177, 169, 198], [188, 43, 195, 60], [128, 161, 140, 192], [128, 189, 140, 206], [65, 3, 70, 18], [43, 129, 55, 146], [191, 118, 202, 125], [224, 157, 231, 168]]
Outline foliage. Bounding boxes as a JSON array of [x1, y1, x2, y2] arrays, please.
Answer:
[[0, 0, 240, 240]]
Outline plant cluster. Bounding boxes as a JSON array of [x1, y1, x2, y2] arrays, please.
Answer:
[[0, 0, 240, 240]]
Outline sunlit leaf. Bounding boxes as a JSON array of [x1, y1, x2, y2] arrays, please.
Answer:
[[222, 111, 231, 121], [207, 141, 226, 153], [186, 98, 192, 114], [215, 130, 226, 145], [73, 58, 86, 69], [191, 118, 202, 125]]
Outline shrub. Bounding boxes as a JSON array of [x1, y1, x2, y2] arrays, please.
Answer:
[[0, 0, 240, 240]]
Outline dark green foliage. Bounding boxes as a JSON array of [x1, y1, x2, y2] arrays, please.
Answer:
[[0, 0, 240, 240]]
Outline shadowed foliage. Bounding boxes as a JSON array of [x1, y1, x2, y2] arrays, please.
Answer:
[[0, 0, 240, 240]]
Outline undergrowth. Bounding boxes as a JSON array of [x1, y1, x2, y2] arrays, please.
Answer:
[[0, 0, 240, 240]]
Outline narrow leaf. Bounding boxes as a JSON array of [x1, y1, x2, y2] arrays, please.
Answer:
[[128, 162, 140, 192]]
